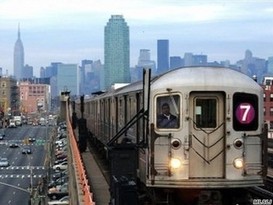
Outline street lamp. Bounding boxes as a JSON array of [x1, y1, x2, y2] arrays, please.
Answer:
[[20, 141, 34, 204], [28, 162, 33, 196], [26, 162, 34, 205]]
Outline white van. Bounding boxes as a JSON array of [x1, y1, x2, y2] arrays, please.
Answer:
[[9, 119, 16, 128]]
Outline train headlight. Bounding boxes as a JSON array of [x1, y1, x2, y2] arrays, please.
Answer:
[[233, 158, 244, 169], [233, 139, 243, 149], [171, 138, 181, 149], [170, 158, 182, 169]]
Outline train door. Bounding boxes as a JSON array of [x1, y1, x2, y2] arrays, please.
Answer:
[[189, 92, 225, 178]]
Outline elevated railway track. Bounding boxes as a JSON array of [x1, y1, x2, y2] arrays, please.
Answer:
[[55, 92, 95, 205]]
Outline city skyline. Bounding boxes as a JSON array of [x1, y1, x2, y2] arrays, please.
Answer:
[[0, 0, 272, 77]]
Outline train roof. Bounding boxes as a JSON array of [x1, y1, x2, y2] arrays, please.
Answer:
[[86, 66, 262, 100], [152, 66, 261, 92]]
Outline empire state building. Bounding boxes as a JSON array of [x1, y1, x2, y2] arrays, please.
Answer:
[[14, 25, 24, 80]]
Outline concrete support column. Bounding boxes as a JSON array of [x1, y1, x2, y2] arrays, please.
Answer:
[[59, 91, 70, 122]]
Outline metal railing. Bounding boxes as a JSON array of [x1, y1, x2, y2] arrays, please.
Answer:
[[66, 106, 95, 205]]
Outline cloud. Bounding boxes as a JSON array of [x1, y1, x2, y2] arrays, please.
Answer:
[[0, 0, 261, 23], [0, 0, 272, 76]]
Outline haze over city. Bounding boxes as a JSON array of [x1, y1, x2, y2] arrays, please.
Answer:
[[0, 0, 272, 77]]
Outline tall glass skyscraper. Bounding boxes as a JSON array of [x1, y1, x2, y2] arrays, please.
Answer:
[[157, 39, 169, 75], [104, 15, 130, 89], [14, 24, 24, 80], [57, 64, 79, 96]]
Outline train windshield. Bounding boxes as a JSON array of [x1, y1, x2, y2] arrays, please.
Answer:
[[195, 98, 217, 128], [156, 95, 180, 129]]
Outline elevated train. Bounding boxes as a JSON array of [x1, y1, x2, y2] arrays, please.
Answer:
[[76, 66, 267, 204]]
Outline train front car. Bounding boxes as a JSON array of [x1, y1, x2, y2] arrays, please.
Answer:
[[142, 66, 265, 204]]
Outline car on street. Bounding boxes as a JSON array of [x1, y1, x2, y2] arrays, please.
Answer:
[[0, 129, 5, 138], [22, 146, 32, 154], [9, 143, 19, 148], [28, 137, 36, 142], [0, 157, 9, 167], [8, 119, 16, 128]]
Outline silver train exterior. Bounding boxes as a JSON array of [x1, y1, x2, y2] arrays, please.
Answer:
[[77, 66, 266, 197]]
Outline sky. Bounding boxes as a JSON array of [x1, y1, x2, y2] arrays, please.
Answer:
[[0, 0, 272, 77]]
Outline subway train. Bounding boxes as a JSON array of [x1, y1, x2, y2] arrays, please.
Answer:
[[75, 66, 267, 204]]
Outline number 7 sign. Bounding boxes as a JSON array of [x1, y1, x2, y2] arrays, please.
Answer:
[[235, 103, 255, 124]]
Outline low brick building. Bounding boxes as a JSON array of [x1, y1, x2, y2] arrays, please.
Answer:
[[19, 81, 51, 114]]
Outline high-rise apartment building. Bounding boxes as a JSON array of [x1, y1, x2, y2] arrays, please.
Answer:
[[79, 59, 103, 95], [104, 15, 130, 89], [22, 64, 34, 79], [184, 53, 193, 66], [193, 55, 208, 66], [267, 57, 273, 74], [157, 39, 169, 75], [44, 62, 61, 78], [236, 50, 267, 83], [132, 49, 156, 82], [170, 56, 183, 70], [14, 25, 24, 80], [40, 67, 46, 78]]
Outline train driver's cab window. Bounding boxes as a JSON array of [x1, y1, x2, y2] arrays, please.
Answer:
[[156, 95, 180, 129]]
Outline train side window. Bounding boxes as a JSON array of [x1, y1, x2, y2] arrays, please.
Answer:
[[156, 95, 180, 129], [233, 93, 258, 131]]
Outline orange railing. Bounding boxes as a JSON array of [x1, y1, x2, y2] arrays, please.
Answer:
[[66, 111, 95, 205]]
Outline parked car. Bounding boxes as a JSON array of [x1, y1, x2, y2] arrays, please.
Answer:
[[47, 195, 69, 205], [48, 183, 68, 200], [52, 170, 68, 181], [54, 158, 67, 165], [52, 161, 67, 170], [0, 157, 9, 167], [56, 154, 67, 160], [48, 175, 68, 189], [55, 149, 67, 156], [55, 139, 67, 147]]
